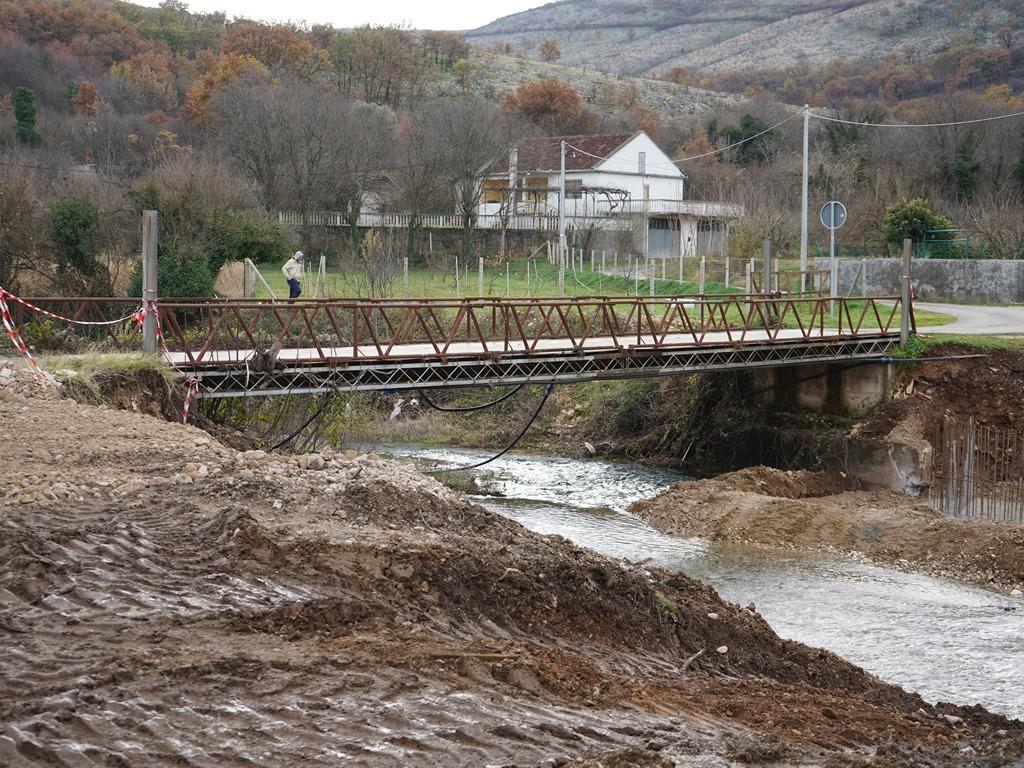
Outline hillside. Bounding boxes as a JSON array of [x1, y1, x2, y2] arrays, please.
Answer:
[[452, 50, 739, 120], [468, 0, 1020, 76]]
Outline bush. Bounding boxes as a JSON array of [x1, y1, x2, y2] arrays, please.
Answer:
[[882, 199, 954, 245], [128, 253, 214, 298], [46, 198, 110, 292], [207, 211, 289, 273]]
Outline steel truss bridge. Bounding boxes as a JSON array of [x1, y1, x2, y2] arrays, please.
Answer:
[[11, 294, 912, 398]]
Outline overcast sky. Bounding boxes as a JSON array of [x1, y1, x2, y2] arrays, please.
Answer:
[[134, 0, 548, 31]]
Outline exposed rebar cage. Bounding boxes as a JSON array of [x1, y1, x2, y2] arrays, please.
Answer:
[[930, 416, 1024, 523]]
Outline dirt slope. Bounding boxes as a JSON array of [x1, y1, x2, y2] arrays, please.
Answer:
[[1, 359, 1022, 766]]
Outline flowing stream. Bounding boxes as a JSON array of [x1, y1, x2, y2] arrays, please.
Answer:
[[369, 443, 1024, 720]]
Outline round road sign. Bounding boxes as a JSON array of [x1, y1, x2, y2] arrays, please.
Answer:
[[820, 201, 847, 230]]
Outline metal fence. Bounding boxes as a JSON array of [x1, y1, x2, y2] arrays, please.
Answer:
[[930, 416, 1024, 523]]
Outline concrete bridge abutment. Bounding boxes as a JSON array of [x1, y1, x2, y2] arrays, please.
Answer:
[[748, 361, 930, 495], [749, 361, 892, 418]]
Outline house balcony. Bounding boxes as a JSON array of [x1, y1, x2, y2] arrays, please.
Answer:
[[610, 199, 744, 218]]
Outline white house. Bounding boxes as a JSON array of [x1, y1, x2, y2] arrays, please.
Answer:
[[478, 131, 741, 256]]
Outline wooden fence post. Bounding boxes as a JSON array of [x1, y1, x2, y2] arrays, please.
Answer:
[[142, 210, 158, 355]]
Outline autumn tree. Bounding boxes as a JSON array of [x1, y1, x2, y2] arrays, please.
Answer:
[[222, 21, 324, 76], [109, 52, 178, 112], [71, 80, 99, 116], [538, 38, 561, 63], [182, 52, 268, 125], [503, 77, 596, 134]]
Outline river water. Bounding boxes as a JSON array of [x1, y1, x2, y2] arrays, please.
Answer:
[[370, 444, 1024, 720]]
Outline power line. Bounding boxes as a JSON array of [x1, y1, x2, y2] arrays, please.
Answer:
[[810, 109, 1024, 129], [674, 111, 802, 162]]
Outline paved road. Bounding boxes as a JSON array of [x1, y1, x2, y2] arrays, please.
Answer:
[[916, 302, 1024, 335]]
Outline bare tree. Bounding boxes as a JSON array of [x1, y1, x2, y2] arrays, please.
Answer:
[[419, 96, 517, 258], [328, 102, 396, 255], [343, 228, 400, 297]]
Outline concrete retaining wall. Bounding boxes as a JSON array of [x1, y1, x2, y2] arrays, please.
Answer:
[[813, 257, 1024, 304]]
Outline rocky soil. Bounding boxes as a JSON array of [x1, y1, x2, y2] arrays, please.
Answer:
[[2, 359, 1024, 767]]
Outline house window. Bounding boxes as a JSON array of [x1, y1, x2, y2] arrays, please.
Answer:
[[643, 184, 650, 200], [481, 179, 508, 205], [565, 179, 582, 199], [638, 151, 646, 174], [525, 177, 548, 210]]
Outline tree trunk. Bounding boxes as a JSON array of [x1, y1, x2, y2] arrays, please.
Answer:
[[406, 214, 417, 260]]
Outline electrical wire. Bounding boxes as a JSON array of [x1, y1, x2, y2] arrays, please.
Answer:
[[418, 384, 524, 412], [809, 109, 1024, 128], [566, 111, 802, 166], [425, 384, 555, 473], [267, 390, 336, 451]]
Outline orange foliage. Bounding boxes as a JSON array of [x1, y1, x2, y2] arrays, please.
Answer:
[[223, 21, 322, 75], [503, 77, 596, 133], [71, 81, 99, 116], [110, 52, 178, 111], [676, 130, 717, 162], [182, 53, 268, 126]]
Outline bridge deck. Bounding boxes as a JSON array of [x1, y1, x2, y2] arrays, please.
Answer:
[[7, 293, 909, 398], [177, 329, 901, 398], [166, 327, 873, 365]]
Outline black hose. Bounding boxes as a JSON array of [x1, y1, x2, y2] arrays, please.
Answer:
[[267, 391, 335, 452], [426, 384, 555, 474], [418, 384, 524, 413]]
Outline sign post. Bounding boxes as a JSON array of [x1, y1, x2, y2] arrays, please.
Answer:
[[820, 201, 847, 317]]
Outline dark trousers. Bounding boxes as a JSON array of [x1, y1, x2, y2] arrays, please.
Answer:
[[287, 278, 301, 301]]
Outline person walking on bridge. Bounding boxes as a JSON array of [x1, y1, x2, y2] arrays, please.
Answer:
[[282, 251, 305, 302]]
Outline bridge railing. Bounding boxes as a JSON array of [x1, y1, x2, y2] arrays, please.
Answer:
[[9, 293, 909, 366]]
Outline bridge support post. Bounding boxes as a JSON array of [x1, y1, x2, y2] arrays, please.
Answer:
[[763, 239, 772, 293], [142, 210, 158, 355], [698, 255, 706, 295], [901, 238, 912, 347]]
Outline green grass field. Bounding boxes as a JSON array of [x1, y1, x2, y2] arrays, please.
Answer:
[[249, 257, 955, 328]]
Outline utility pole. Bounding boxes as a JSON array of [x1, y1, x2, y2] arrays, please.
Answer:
[[142, 210, 158, 355], [901, 238, 912, 347], [800, 104, 810, 293], [558, 140, 566, 296]]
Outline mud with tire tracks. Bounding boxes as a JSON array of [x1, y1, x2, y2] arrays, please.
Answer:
[[1, 360, 1023, 767]]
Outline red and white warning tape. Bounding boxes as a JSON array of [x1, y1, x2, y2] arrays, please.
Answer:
[[136, 290, 201, 424], [0, 285, 201, 423], [0, 288, 140, 326], [0, 288, 52, 383]]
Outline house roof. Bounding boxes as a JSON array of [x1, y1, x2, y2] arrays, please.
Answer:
[[496, 132, 641, 174]]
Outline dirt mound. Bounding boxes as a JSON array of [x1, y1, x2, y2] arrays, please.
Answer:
[[669, 466, 859, 499], [863, 346, 1024, 441], [2, 360, 1022, 767], [633, 466, 1024, 592]]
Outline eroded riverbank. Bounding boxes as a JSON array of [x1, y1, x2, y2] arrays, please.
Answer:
[[375, 443, 1024, 721], [3, 360, 1024, 767]]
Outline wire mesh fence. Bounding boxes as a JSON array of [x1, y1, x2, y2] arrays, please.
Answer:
[[930, 416, 1024, 524]]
